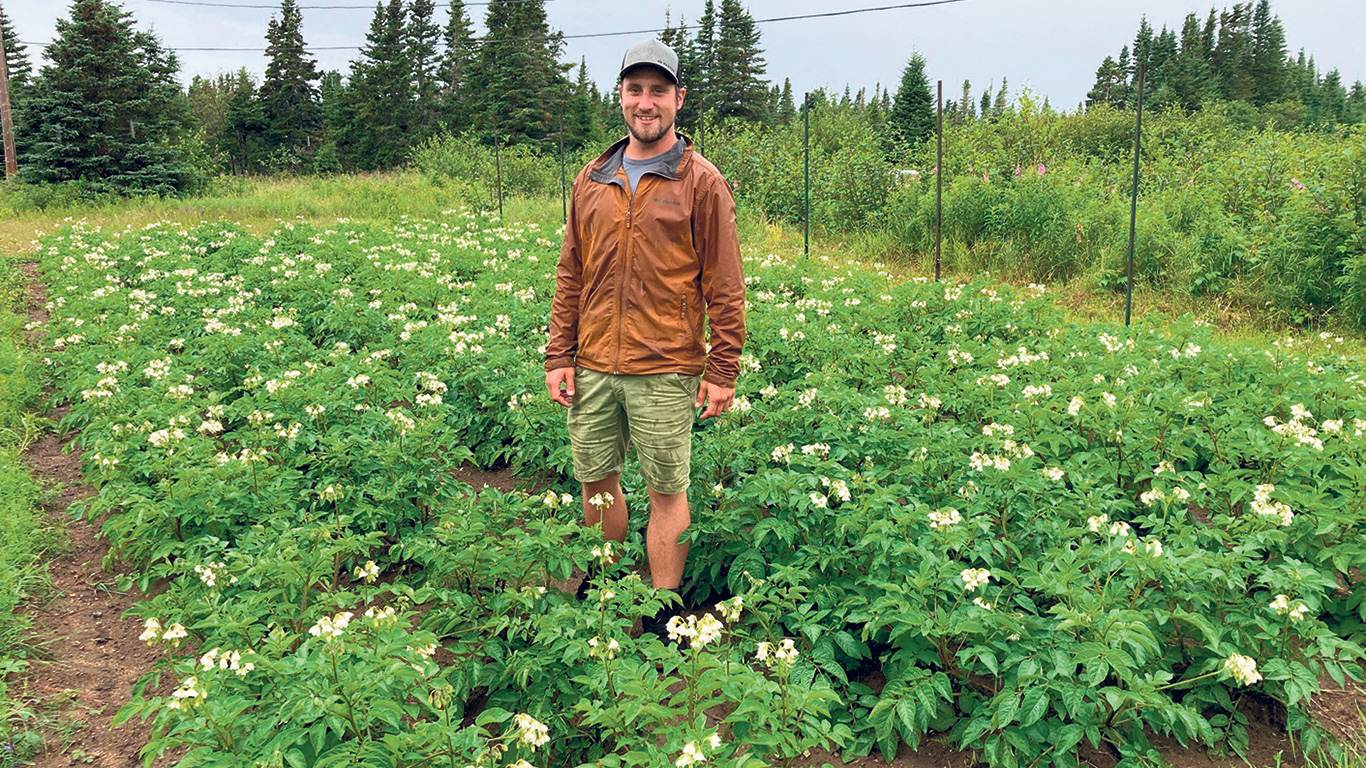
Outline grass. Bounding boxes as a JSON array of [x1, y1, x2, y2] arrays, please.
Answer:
[[0, 256, 51, 759], [2, 170, 1361, 355]]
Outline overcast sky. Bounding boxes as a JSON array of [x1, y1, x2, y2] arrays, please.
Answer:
[[8, 0, 1365, 110]]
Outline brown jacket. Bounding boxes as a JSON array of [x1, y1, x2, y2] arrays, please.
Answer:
[[545, 134, 746, 388]]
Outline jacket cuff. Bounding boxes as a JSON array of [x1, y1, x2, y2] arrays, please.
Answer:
[[544, 356, 576, 372], [702, 370, 736, 389]]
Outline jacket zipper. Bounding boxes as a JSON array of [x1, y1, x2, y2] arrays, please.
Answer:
[[615, 177, 634, 374]]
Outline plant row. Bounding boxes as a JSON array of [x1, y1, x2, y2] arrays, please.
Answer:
[[35, 213, 1366, 767]]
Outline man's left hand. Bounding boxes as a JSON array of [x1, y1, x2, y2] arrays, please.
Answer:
[[696, 381, 734, 419]]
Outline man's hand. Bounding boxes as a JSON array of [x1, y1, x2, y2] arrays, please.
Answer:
[[546, 367, 575, 407], [696, 380, 734, 419]]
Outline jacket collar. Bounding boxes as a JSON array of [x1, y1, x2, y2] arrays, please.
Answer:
[[588, 132, 691, 185]]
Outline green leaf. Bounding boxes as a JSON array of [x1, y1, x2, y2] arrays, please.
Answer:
[[1019, 688, 1048, 727]]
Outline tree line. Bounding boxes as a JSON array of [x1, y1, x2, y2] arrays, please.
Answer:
[[1086, 0, 1365, 127], [0, 0, 1361, 195]]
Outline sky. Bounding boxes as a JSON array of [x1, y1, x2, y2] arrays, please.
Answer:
[[6, 0, 1365, 111]]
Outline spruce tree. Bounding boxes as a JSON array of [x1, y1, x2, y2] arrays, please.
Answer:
[[776, 78, 796, 124], [318, 69, 358, 171], [709, 0, 767, 123], [466, 0, 569, 145], [0, 4, 30, 93], [1087, 56, 1125, 108], [659, 10, 698, 132], [1249, 0, 1288, 106], [407, 0, 442, 140], [260, 0, 321, 161], [1171, 12, 1215, 110], [887, 52, 934, 150], [2, 2, 34, 177], [1347, 81, 1366, 125], [348, 0, 414, 170], [689, 0, 718, 129], [23, 0, 193, 193], [993, 76, 1009, 114], [959, 79, 974, 123], [221, 73, 267, 174], [438, 0, 475, 132], [1213, 4, 1254, 102], [562, 60, 601, 150]]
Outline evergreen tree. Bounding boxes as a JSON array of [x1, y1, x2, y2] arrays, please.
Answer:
[[348, 0, 414, 170], [314, 69, 346, 173], [23, 0, 193, 193], [1249, 0, 1287, 105], [1087, 56, 1125, 108], [1146, 26, 1179, 108], [563, 59, 600, 149], [0, 4, 30, 93], [407, 0, 442, 140], [993, 76, 1009, 114], [1347, 81, 1366, 125], [1311, 68, 1348, 126], [466, 0, 569, 145], [710, 0, 768, 123], [887, 52, 933, 149], [979, 86, 991, 117], [438, 0, 474, 131], [260, 0, 321, 160], [959, 79, 974, 123], [221, 72, 268, 174], [1132, 17, 1155, 71], [317, 69, 359, 170], [776, 78, 796, 124], [1213, 3, 1254, 102], [1171, 12, 1215, 110], [659, 10, 699, 133], [688, 0, 718, 129], [2, 2, 34, 177]]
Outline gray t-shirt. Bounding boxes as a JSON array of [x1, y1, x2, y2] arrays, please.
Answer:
[[621, 139, 683, 194]]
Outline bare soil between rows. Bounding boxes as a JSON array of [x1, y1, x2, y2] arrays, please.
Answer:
[[10, 262, 1363, 768]]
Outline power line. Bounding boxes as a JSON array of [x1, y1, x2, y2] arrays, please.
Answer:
[[143, 0, 553, 8], [23, 0, 970, 52]]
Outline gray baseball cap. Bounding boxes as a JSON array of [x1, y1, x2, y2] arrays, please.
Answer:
[[619, 39, 680, 84]]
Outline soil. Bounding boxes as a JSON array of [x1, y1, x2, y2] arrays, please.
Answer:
[[9, 263, 1365, 768], [15, 263, 178, 768]]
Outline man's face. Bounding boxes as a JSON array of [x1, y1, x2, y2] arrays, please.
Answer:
[[619, 67, 685, 147]]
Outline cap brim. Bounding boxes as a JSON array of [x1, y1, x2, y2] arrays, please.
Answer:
[[619, 63, 678, 84]]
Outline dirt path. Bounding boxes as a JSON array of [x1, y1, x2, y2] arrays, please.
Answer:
[[17, 263, 173, 768]]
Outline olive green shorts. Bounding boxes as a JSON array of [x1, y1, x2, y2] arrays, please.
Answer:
[[568, 367, 699, 494]]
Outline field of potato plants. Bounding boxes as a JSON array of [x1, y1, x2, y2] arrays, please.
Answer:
[[33, 209, 1366, 768]]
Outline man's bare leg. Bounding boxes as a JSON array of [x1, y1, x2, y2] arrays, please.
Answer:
[[582, 474, 628, 544], [646, 488, 690, 590]]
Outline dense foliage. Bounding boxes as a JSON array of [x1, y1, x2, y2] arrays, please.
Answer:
[[18, 0, 197, 195], [35, 212, 1366, 766], [1087, 0, 1366, 127]]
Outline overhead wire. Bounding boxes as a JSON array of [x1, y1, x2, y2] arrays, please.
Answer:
[[20, 0, 971, 52]]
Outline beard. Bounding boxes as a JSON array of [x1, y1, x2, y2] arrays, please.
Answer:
[[626, 113, 673, 146]]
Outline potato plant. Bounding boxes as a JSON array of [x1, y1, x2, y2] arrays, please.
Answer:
[[35, 212, 1366, 767]]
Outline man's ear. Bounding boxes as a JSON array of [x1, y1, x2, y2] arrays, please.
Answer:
[[677, 86, 687, 109]]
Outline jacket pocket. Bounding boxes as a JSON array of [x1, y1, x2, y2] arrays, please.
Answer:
[[681, 297, 693, 346]]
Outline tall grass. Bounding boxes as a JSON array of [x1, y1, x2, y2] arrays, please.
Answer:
[[0, 256, 49, 758]]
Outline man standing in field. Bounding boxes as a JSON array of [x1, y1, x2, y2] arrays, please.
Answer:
[[544, 39, 746, 642]]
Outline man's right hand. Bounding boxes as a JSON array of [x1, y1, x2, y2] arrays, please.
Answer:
[[546, 367, 575, 407]]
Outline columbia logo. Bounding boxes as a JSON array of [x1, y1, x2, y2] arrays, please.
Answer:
[[652, 197, 681, 206]]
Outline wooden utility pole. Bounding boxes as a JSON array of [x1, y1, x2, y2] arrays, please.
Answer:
[[0, 19, 18, 178]]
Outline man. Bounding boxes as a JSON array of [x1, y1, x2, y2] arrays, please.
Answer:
[[543, 39, 746, 641]]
